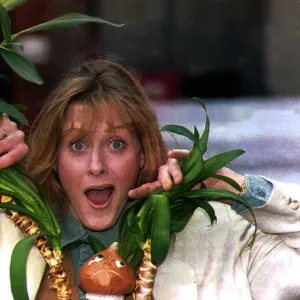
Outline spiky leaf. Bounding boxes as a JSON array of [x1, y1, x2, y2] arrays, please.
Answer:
[[161, 124, 198, 144], [171, 201, 197, 232], [210, 174, 242, 192], [0, 46, 43, 85], [10, 234, 41, 300], [198, 149, 245, 180], [87, 235, 106, 253], [12, 13, 123, 40], [0, 99, 28, 124], [0, 3, 11, 46], [2, 0, 26, 11]]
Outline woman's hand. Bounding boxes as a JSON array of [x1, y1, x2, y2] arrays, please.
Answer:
[[128, 155, 183, 199], [0, 114, 28, 169], [128, 149, 245, 201], [168, 149, 245, 191]]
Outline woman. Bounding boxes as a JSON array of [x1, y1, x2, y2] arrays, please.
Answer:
[[2, 59, 300, 300], [0, 59, 181, 300]]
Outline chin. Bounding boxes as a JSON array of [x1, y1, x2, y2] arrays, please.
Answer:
[[82, 216, 117, 231]]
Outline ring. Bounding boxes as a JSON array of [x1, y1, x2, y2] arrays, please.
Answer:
[[0, 129, 7, 140]]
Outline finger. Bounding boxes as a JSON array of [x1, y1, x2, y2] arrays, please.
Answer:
[[166, 158, 183, 184], [0, 130, 25, 154], [157, 165, 173, 191], [0, 144, 28, 169], [167, 149, 190, 161], [0, 115, 17, 134], [0, 129, 7, 140], [128, 181, 161, 199]]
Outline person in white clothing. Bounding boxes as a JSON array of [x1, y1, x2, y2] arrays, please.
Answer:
[[1, 59, 300, 300]]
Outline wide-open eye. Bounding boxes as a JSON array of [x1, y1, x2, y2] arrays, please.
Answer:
[[115, 260, 125, 268], [70, 140, 85, 152], [94, 254, 104, 262], [110, 139, 126, 151]]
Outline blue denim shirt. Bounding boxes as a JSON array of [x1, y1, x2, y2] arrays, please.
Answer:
[[60, 213, 120, 300], [60, 174, 273, 299], [232, 174, 273, 212]]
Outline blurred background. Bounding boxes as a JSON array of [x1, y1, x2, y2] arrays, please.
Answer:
[[1, 0, 300, 182]]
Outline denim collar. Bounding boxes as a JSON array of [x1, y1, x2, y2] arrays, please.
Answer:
[[59, 212, 121, 249]]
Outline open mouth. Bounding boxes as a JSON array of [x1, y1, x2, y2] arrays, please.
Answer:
[[85, 186, 114, 209]]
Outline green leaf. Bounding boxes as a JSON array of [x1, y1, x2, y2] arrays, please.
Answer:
[[10, 234, 41, 300], [0, 202, 45, 226], [13, 104, 27, 112], [161, 124, 198, 144], [210, 174, 242, 192], [182, 188, 251, 210], [118, 198, 145, 239], [193, 125, 200, 140], [137, 197, 153, 234], [2, 0, 26, 11], [171, 201, 197, 232], [0, 3, 11, 46], [12, 13, 123, 39], [87, 235, 106, 253], [183, 188, 257, 247], [198, 149, 245, 181], [4, 42, 24, 51], [0, 99, 28, 124], [196, 99, 210, 154], [0, 46, 43, 85], [193, 200, 217, 224], [9, 163, 61, 236], [119, 223, 142, 266], [150, 194, 171, 264], [119, 206, 145, 264], [127, 247, 143, 268]]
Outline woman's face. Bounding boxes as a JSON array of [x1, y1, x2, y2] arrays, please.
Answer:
[[57, 104, 144, 230]]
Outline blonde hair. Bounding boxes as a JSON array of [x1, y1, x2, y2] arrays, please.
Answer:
[[27, 59, 167, 211]]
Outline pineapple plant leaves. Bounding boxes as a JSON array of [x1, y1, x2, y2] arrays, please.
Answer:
[[0, 7, 122, 123], [170, 201, 197, 232], [197, 149, 245, 181], [118, 99, 254, 273], [11, 13, 123, 40], [0, 164, 65, 298], [192, 199, 217, 225], [1, 0, 27, 11], [0, 3, 12, 46], [161, 124, 198, 144], [0, 99, 28, 125], [210, 173, 242, 192], [120, 99, 255, 299], [10, 234, 41, 300], [87, 235, 106, 253], [0, 46, 44, 85], [150, 194, 171, 264]]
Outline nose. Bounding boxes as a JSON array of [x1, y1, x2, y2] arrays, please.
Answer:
[[88, 150, 107, 176]]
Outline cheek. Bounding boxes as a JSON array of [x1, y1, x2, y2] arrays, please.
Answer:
[[110, 155, 141, 186], [57, 151, 83, 190]]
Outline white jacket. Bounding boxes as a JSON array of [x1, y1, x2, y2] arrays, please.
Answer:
[[1, 178, 300, 300], [154, 179, 300, 299]]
